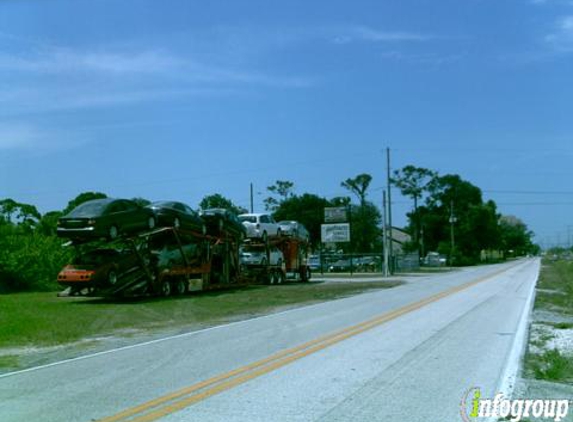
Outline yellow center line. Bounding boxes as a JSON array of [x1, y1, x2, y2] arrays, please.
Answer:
[[98, 262, 524, 422]]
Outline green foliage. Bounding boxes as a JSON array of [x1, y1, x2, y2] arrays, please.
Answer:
[[341, 173, 372, 205], [499, 215, 535, 257], [529, 349, 573, 381], [37, 211, 63, 236], [0, 226, 72, 292], [391, 166, 437, 252], [199, 193, 247, 215], [395, 168, 536, 265], [0, 198, 41, 229], [348, 202, 382, 254], [265, 180, 295, 212]]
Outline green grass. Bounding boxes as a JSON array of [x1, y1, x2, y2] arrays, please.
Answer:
[[0, 355, 19, 369], [0, 280, 402, 349], [527, 349, 573, 382], [523, 259, 573, 383], [534, 260, 573, 312]]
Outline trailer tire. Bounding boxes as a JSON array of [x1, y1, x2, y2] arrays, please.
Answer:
[[108, 270, 118, 285], [174, 278, 187, 295], [160, 280, 171, 297], [275, 270, 284, 284], [109, 225, 119, 240]]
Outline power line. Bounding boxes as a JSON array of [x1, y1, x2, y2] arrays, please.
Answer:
[[485, 190, 573, 195]]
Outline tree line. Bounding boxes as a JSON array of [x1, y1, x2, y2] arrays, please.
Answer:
[[0, 166, 537, 292]]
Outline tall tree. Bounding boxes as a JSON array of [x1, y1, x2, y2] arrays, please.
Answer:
[[499, 215, 535, 257], [265, 180, 295, 212], [391, 166, 436, 254], [0, 198, 41, 229], [421, 174, 498, 264], [339, 174, 381, 253], [341, 173, 372, 205]]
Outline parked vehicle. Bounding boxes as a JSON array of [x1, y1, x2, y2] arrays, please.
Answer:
[[424, 252, 447, 267], [240, 245, 283, 267], [57, 248, 145, 295], [355, 256, 380, 272], [328, 259, 354, 273], [147, 201, 205, 234], [57, 198, 156, 240], [238, 213, 281, 241], [200, 208, 246, 240], [277, 220, 309, 242]]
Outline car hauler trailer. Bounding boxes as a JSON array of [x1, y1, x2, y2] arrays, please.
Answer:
[[57, 222, 310, 298], [57, 225, 243, 298]]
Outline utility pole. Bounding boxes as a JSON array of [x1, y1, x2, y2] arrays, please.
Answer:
[[383, 190, 389, 277], [386, 147, 394, 274], [250, 183, 254, 213], [449, 200, 457, 266]]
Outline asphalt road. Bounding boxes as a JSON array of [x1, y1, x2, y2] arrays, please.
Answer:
[[0, 259, 540, 422]]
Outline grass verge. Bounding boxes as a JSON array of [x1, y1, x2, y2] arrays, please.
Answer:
[[524, 259, 573, 383], [526, 349, 573, 382], [0, 280, 402, 350]]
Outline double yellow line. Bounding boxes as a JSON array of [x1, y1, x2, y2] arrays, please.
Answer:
[[98, 264, 520, 422]]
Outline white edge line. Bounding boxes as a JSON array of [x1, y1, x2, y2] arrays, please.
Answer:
[[496, 258, 539, 399]]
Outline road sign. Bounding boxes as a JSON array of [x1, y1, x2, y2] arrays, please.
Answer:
[[324, 207, 347, 223], [321, 223, 350, 243]]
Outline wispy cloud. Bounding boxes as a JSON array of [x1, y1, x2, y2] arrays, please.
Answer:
[[0, 42, 313, 115], [331, 25, 432, 44], [545, 15, 573, 51], [0, 123, 87, 151]]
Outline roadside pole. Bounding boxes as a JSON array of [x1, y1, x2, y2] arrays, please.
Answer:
[[383, 190, 389, 277], [386, 147, 394, 274]]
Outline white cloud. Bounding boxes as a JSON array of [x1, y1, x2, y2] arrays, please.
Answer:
[[0, 42, 314, 116], [545, 15, 573, 51], [330, 25, 431, 44], [0, 123, 89, 151]]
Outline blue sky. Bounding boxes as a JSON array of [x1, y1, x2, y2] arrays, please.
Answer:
[[0, 0, 572, 248]]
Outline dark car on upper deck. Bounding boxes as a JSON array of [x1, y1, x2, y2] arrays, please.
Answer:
[[57, 198, 156, 241]]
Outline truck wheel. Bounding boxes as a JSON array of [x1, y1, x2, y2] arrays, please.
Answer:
[[160, 280, 171, 297], [109, 225, 119, 240], [174, 278, 187, 295], [108, 270, 118, 285], [275, 271, 284, 284]]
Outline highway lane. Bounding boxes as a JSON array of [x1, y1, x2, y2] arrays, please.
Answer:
[[0, 259, 539, 421]]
